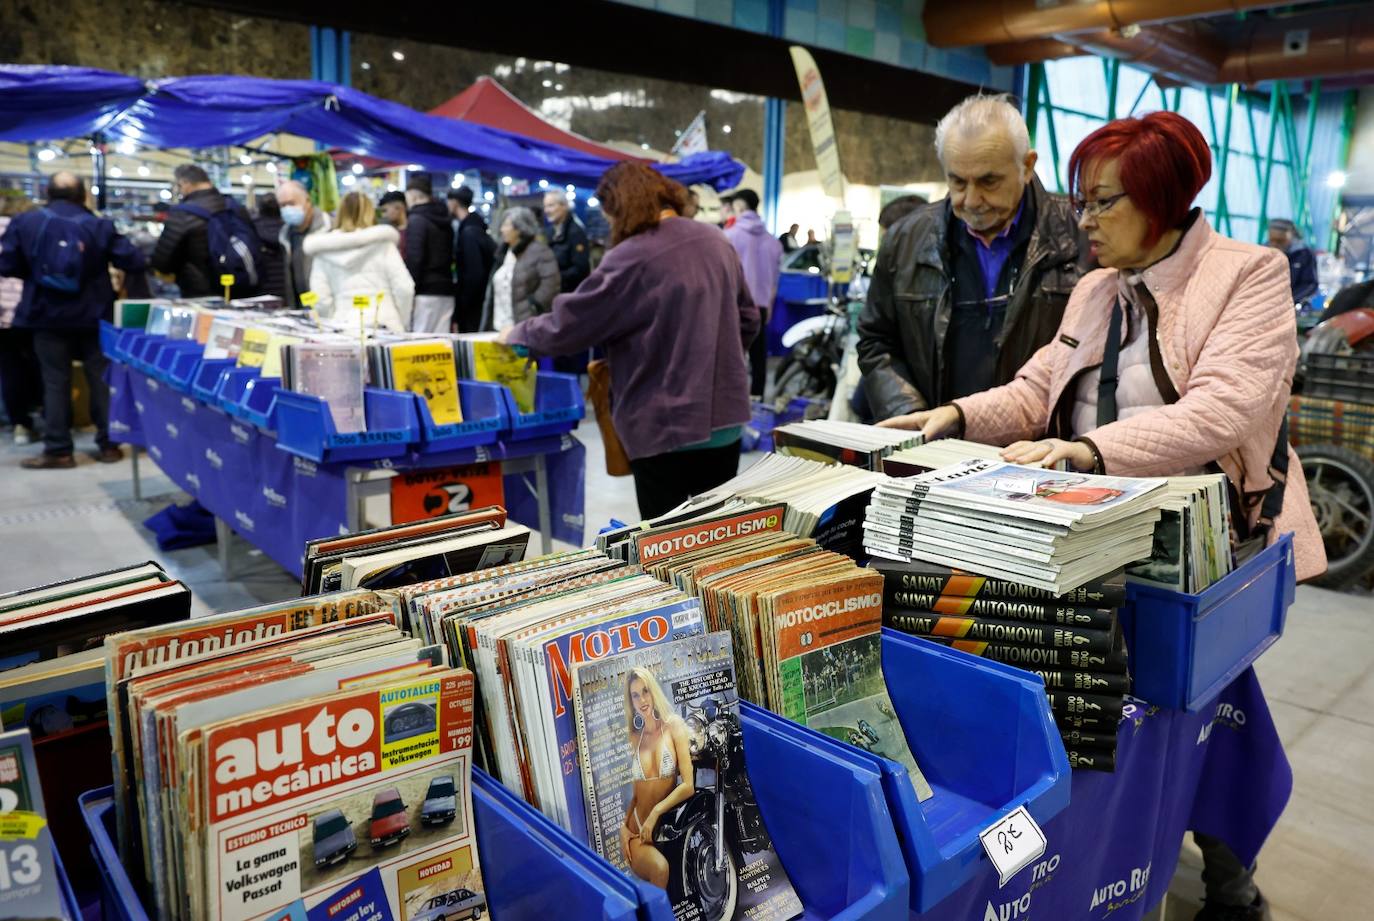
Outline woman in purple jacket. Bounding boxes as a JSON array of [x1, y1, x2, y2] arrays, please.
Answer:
[[502, 162, 760, 518]]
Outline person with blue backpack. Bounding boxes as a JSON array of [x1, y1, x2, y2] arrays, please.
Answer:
[[151, 164, 262, 298], [0, 171, 146, 469]]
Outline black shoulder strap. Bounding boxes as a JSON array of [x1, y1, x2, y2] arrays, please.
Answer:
[[1096, 299, 1124, 427]]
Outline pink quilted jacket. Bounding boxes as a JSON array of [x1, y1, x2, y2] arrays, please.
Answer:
[[956, 214, 1326, 581]]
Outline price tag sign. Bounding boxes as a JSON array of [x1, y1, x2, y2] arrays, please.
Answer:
[[299, 291, 319, 307], [978, 805, 1046, 887], [352, 295, 371, 310], [219, 274, 235, 288]]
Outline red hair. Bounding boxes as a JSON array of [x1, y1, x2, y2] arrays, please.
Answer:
[[1068, 111, 1211, 248], [595, 162, 688, 245]]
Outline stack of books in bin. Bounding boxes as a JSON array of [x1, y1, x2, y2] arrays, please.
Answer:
[[865, 459, 1174, 773]]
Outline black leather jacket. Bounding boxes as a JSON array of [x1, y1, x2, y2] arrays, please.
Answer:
[[857, 177, 1088, 419]]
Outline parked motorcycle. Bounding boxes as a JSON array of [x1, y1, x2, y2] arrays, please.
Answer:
[[771, 299, 850, 405], [651, 697, 771, 921]]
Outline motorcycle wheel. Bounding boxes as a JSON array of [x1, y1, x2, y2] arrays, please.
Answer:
[[681, 819, 738, 921], [1298, 443, 1374, 589], [773, 357, 833, 404]]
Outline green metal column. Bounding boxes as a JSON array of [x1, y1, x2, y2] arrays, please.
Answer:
[[1296, 78, 1322, 236], [1257, 83, 1282, 240], [1037, 67, 1064, 192], [1329, 89, 1359, 252], [1025, 63, 1044, 148], [1103, 59, 1120, 121]]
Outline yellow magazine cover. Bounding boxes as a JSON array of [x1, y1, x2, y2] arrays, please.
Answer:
[[390, 341, 463, 425], [260, 332, 305, 378], [472, 341, 537, 414], [235, 327, 272, 368]]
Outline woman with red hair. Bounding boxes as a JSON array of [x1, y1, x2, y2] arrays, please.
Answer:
[[884, 111, 1322, 919], [500, 162, 760, 518]]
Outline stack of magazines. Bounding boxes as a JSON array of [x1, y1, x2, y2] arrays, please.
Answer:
[[1126, 474, 1234, 592], [882, 438, 1004, 476], [104, 590, 487, 921], [864, 459, 1166, 595], [771, 419, 923, 469], [383, 549, 806, 921], [874, 559, 1129, 772]]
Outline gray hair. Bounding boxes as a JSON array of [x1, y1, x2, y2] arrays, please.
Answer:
[[501, 206, 541, 243], [934, 93, 1031, 166]]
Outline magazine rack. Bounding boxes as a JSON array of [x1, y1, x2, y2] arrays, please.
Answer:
[[739, 704, 911, 920], [111, 327, 148, 364], [412, 381, 509, 454], [165, 347, 206, 392], [127, 335, 170, 375], [473, 770, 669, 921], [274, 387, 418, 464], [501, 371, 585, 441], [1119, 532, 1295, 711], [151, 341, 202, 385], [190, 358, 238, 404], [213, 367, 260, 415]]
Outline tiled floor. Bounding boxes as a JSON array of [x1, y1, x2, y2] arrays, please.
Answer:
[[1, 421, 1369, 919]]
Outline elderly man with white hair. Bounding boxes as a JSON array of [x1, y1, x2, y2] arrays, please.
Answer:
[[857, 93, 1088, 420], [276, 179, 332, 307]]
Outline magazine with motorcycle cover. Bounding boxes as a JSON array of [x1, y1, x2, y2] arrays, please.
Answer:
[[194, 669, 484, 921], [572, 632, 802, 921], [761, 571, 934, 802]]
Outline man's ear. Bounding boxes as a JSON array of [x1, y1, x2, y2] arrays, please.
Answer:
[[1023, 149, 1039, 184]]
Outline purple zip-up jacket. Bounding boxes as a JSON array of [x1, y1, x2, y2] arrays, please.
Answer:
[[724, 210, 783, 312], [506, 217, 759, 460]]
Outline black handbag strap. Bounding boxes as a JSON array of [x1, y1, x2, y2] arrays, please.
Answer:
[[1096, 299, 1124, 427]]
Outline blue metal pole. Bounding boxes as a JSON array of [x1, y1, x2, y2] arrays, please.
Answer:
[[763, 98, 785, 234]]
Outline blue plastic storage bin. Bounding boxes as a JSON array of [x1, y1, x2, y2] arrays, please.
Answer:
[[99, 319, 120, 359], [166, 348, 207, 392], [150, 341, 200, 384], [238, 376, 282, 430], [127, 334, 165, 374], [1119, 532, 1295, 711], [274, 387, 418, 464], [413, 380, 509, 454], [214, 367, 260, 415], [502, 371, 585, 441], [739, 705, 910, 920], [113, 328, 149, 364], [473, 770, 668, 921], [190, 358, 238, 404], [79, 788, 147, 921]]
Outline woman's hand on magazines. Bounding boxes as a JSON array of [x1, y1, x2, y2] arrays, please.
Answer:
[[1002, 439, 1095, 471], [878, 404, 959, 440]]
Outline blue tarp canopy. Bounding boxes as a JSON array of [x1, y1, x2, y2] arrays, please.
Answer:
[[0, 65, 745, 191]]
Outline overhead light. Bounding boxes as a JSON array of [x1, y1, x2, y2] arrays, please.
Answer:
[[108, 166, 123, 178], [501, 176, 513, 186], [90, 185, 100, 196], [265, 161, 278, 173], [360, 61, 372, 71], [566, 191, 576, 201], [159, 188, 172, 200], [554, 84, 563, 91], [407, 164, 423, 171], [451, 177, 461, 188], [351, 163, 365, 175], [392, 50, 405, 61], [239, 153, 253, 165], [386, 183, 397, 192], [1326, 170, 1348, 189], [240, 173, 253, 185], [538, 179, 549, 189], [116, 139, 137, 155], [588, 196, 599, 208], [640, 143, 650, 150], [565, 184, 575, 193], [481, 203, 490, 212], [137, 165, 150, 177], [484, 191, 494, 202], [341, 174, 356, 187], [36, 148, 57, 162], [723, 124, 732, 134], [542, 79, 553, 88]]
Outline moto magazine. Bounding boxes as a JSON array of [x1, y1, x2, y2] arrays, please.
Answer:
[[573, 632, 802, 921]]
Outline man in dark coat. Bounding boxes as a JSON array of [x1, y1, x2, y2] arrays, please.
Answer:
[[404, 174, 457, 332], [0, 172, 146, 467], [151, 164, 250, 297], [543, 191, 591, 294], [447, 187, 495, 333], [858, 94, 1088, 420]]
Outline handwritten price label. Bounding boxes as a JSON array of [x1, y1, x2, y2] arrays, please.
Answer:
[[219, 274, 235, 288], [299, 291, 319, 307], [352, 295, 371, 310], [978, 805, 1046, 887]]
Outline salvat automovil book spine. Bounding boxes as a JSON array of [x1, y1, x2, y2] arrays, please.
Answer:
[[1059, 727, 1117, 751], [883, 587, 1115, 630], [884, 610, 1118, 656], [1067, 747, 1117, 772], [1056, 711, 1119, 732], [871, 560, 1127, 607], [927, 637, 1128, 673], [1045, 690, 1126, 720], [1028, 669, 1131, 696]]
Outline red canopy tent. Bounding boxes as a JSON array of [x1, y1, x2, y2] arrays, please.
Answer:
[[337, 77, 647, 172]]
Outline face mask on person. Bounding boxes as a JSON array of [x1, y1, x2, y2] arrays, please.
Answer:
[[281, 205, 306, 227]]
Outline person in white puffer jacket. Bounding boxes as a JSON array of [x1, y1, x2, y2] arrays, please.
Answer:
[[304, 191, 415, 332]]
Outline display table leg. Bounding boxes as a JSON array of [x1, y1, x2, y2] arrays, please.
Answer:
[[215, 516, 233, 579], [130, 448, 142, 501], [534, 452, 552, 555]]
